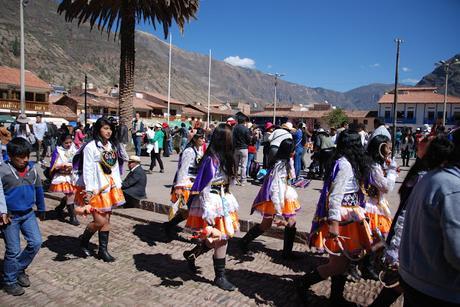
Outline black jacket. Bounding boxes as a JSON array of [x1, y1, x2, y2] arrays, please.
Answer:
[[122, 165, 147, 200], [117, 124, 129, 144], [232, 124, 251, 149]]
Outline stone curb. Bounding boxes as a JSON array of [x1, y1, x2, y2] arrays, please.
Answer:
[[44, 192, 309, 244]]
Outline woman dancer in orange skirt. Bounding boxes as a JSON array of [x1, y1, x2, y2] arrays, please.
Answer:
[[183, 123, 239, 291], [298, 129, 372, 305], [74, 117, 126, 262], [49, 133, 79, 226]]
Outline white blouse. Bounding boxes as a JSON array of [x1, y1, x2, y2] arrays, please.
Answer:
[[175, 146, 203, 187], [82, 140, 122, 194], [328, 157, 360, 221]]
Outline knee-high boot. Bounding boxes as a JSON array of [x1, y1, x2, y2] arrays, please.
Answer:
[[238, 224, 264, 253], [54, 197, 66, 217], [368, 287, 401, 307], [213, 257, 236, 291], [79, 227, 96, 257], [282, 226, 297, 259], [183, 243, 211, 273], [330, 274, 356, 306], [296, 268, 324, 305], [98, 231, 115, 262], [66, 204, 80, 226], [163, 213, 187, 237]]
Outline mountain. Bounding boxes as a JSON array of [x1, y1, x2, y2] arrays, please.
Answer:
[[0, 0, 388, 111], [417, 53, 460, 97]]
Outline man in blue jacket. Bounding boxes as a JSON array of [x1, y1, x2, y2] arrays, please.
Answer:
[[399, 128, 460, 306], [0, 137, 46, 296]]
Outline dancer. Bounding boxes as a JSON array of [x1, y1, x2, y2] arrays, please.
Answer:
[[239, 138, 300, 259], [50, 134, 79, 226], [183, 123, 239, 291], [163, 129, 205, 236], [74, 117, 125, 262], [298, 129, 372, 305]]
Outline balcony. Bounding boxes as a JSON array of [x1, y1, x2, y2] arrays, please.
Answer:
[[0, 99, 49, 113]]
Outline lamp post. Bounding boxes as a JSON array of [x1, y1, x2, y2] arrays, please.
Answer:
[[167, 34, 172, 125], [437, 58, 460, 126], [269, 73, 285, 124], [391, 38, 403, 158], [84, 74, 88, 126], [20, 0, 29, 115]]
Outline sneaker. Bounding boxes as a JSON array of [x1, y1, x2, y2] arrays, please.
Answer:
[[160, 169, 165, 173], [3, 283, 25, 296], [17, 271, 31, 287]]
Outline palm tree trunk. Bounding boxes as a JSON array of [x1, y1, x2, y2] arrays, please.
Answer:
[[118, 3, 135, 126]]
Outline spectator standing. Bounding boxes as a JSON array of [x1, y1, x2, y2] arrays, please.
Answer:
[[121, 155, 147, 208], [293, 122, 304, 178], [316, 128, 335, 178], [74, 123, 86, 149], [14, 114, 35, 146], [401, 128, 414, 167], [179, 123, 188, 152], [32, 115, 48, 162], [0, 137, 46, 296], [398, 129, 460, 306], [246, 135, 257, 177], [262, 122, 275, 169], [232, 113, 251, 185], [148, 124, 164, 173], [131, 113, 144, 156], [395, 128, 402, 154], [369, 118, 391, 141], [162, 123, 171, 157], [116, 120, 129, 151], [0, 124, 12, 162], [172, 126, 181, 154], [357, 123, 368, 147]]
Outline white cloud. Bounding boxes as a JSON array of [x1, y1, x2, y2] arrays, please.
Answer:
[[369, 63, 380, 68], [402, 67, 411, 72], [224, 56, 256, 69], [402, 78, 419, 84]]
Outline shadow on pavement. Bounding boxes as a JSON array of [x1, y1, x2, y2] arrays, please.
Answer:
[[133, 253, 212, 288], [226, 268, 329, 306], [42, 235, 97, 261], [132, 222, 190, 246]]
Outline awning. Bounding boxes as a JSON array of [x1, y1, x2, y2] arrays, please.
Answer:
[[0, 115, 15, 123]]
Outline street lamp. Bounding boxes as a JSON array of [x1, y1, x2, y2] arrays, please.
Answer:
[[436, 58, 460, 126], [20, 0, 29, 115], [268, 73, 285, 124], [391, 38, 403, 158]]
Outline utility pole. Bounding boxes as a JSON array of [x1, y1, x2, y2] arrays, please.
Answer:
[[269, 73, 285, 124], [207, 49, 211, 128], [438, 58, 460, 126], [167, 34, 172, 125], [391, 38, 403, 158], [84, 74, 88, 126], [20, 0, 28, 114]]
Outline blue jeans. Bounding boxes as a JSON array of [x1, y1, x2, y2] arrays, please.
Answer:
[[294, 147, 303, 178], [181, 137, 188, 152], [133, 135, 143, 156], [2, 210, 42, 285], [246, 153, 255, 176]]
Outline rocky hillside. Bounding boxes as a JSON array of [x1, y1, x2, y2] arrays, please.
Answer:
[[417, 53, 460, 97], [0, 0, 394, 110]]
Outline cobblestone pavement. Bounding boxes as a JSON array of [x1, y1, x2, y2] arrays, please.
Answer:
[[0, 199, 403, 306]]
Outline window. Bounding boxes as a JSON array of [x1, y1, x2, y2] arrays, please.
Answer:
[[103, 108, 108, 115], [363, 119, 368, 125], [170, 109, 177, 116], [427, 111, 435, 120], [110, 111, 117, 116], [384, 110, 391, 119], [407, 110, 414, 119], [397, 111, 404, 119], [437, 111, 443, 120], [0, 90, 8, 99], [453, 111, 460, 121], [25, 92, 34, 101], [35, 93, 46, 102]]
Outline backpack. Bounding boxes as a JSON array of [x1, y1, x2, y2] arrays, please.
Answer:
[[249, 160, 262, 179]]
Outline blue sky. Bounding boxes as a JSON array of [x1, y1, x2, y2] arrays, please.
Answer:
[[140, 0, 460, 92]]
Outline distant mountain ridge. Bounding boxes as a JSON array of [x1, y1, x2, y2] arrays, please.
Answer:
[[0, 0, 436, 112], [417, 53, 460, 97]]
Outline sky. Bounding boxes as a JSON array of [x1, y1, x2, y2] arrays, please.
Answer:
[[140, 0, 460, 92]]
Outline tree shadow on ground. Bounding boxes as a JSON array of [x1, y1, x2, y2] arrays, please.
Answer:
[[227, 238, 327, 273], [226, 268, 329, 306], [132, 222, 190, 246], [42, 235, 97, 261], [133, 253, 212, 288]]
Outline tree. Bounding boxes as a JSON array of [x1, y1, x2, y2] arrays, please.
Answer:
[[57, 0, 199, 125], [11, 37, 20, 57], [326, 108, 348, 128]]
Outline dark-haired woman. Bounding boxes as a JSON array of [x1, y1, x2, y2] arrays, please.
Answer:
[[74, 117, 126, 262], [298, 129, 372, 305], [163, 129, 206, 236], [183, 123, 239, 291], [49, 134, 79, 226], [239, 138, 300, 259], [369, 136, 454, 307]]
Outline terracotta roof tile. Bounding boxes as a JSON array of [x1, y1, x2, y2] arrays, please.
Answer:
[[379, 88, 460, 104], [133, 97, 164, 110], [0, 66, 51, 90], [49, 104, 78, 120]]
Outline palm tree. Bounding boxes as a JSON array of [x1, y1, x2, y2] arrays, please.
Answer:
[[57, 0, 199, 126]]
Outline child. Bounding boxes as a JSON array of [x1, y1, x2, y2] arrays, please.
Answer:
[[49, 134, 79, 226], [239, 138, 300, 259], [183, 124, 239, 291], [74, 117, 125, 262], [0, 137, 45, 296]]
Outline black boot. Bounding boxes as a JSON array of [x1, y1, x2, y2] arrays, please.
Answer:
[[282, 226, 297, 259], [79, 227, 95, 257], [67, 204, 80, 226], [297, 268, 324, 305], [183, 243, 211, 273], [368, 287, 401, 307], [163, 213, 186, 238], [213, 257, 236, 291], [238, 224, 264, 253], [54, 197, 66, 217], [330, 274, 356, 306], [98, 231, 115, 262], [359, 254, 379, 281]]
